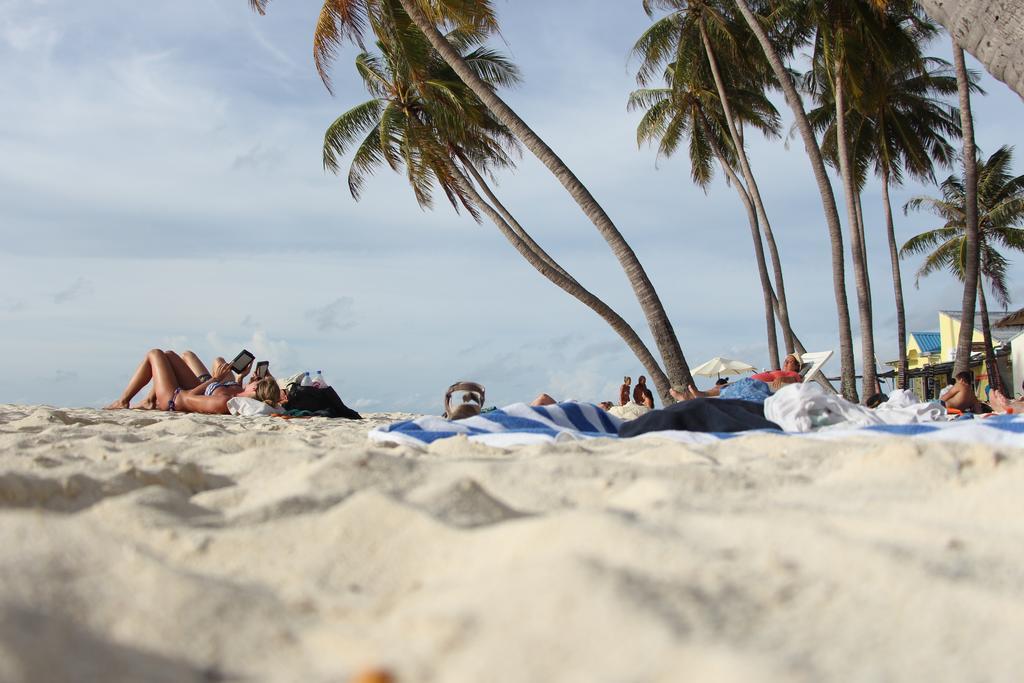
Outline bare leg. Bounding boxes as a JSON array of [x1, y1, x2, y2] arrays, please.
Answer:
[[181, 350, 211, 380], [164, 351, 200, 389], [105, 354, 155, 409], [530, 393, 557, 406], [132, 351, 197, 409], [990, 390, 1023, 414], [107, 349, 181, 411]]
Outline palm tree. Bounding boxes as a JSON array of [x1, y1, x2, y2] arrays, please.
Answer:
[[862, 56, 960, 390], [733, 0, 858, 401], [799, 0, 934, 399], [807, 39, 962, 390], [626, 24, 786, 368], [634, 0, 799, 360], [629, 57, 783, 368], [902, 146, 1024, 393], [950, 42, 982, 375], [249, 0, 697, 398], [321, 28, 675, 396]]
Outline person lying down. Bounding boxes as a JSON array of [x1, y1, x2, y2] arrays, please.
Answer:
[[105, 349, 283, 415]]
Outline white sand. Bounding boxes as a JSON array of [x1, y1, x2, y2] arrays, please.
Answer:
[[1, 403, 1022, 682]]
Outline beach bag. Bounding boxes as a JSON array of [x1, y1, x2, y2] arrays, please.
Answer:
[[286, 385, 362, 420]]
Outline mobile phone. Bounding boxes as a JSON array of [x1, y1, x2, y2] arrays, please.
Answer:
[[255, 361, 269, 379], [230, 349, 255, 374]]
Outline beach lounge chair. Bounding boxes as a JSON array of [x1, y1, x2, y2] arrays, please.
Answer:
[[798, 351, 834, 384]]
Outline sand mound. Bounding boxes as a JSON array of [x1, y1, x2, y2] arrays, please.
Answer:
[[0, 404, 1022, 682]]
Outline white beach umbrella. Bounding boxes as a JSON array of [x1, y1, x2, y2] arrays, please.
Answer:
[[690, 357, 757, 378]]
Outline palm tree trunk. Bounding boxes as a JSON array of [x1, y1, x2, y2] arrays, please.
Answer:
[[881, 166, 909, 390], [952, 42, 982, 375], [734, 0, 857, 401], [460, 155, 573, 281], [396, 0, 694, 389], [698, 21, 796, 355], [834, 65, 878, 401], [976, 281, 1003, 394], [698, 111, 780, 368], [449, 158, 673, 401]]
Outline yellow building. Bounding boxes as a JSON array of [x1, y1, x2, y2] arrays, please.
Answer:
[[888, 310, 1020, 401], [905, 331, 941, 369], [937, 309, 1019, 395]]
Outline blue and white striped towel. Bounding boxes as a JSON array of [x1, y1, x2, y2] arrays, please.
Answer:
[[368, 402, 621, 448], [369, 403, 1024, 450]]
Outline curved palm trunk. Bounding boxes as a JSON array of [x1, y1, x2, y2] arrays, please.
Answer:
[[735, 0, 858, 401], [450, 159, 673, 401], [699, 112, 780, 367], [952, 43, 981, 374], [976, 282, 1003, 394], [881, 166, 909, 389], [460, 155, 574, 281], [397, 0, 694, 389], [698, 22, 795, 355]]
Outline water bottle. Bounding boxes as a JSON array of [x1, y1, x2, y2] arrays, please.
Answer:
[[313, 370, 329, 388], [300, 371, 313, 387]]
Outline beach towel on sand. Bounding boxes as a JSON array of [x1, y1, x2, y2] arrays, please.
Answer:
[[369, 401, 1024, 449]]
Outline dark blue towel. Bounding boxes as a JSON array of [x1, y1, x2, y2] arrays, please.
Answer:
[[618, 398, 781, 437]]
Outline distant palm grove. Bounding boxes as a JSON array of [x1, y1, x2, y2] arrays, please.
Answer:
[[248, 0, 1024, 404]]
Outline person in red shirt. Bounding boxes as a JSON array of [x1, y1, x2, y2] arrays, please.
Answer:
[[751, 353, 802, 384]]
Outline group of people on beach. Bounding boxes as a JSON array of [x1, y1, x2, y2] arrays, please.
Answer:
[[107, 347, 1022, 420]]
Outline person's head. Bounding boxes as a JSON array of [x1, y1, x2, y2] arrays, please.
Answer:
[[623, 376, 631, 385], [637, 375, 647, 385], [598, 401, 613, 411], [865, 392, 889, 409], [715, 377, 729, 386], [253, 377, 282, 407], [955, 370, 974, 385], [782, 354, 801, 373]]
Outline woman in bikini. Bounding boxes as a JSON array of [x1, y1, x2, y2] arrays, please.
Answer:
[[105, 349, 281, 414]]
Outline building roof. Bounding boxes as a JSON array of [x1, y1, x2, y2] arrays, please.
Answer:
[[910, 331, 942, 354], [996, 308, 1024, 327], [939, 309, 1024, 344]]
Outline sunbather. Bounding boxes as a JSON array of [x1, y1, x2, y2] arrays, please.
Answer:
[[105, 349, 281, 414], [130, 350, 251, 410], [942, 371, 992, 414], [989, 389, 1023, 413]]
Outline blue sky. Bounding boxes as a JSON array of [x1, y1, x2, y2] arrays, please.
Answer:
[[1, 0, 1022, 413]]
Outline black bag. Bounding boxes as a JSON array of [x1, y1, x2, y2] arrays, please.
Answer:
[[286, 385, 362, 419]]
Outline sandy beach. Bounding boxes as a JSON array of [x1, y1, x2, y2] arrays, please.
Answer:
[[0, 403, 1021, 682]]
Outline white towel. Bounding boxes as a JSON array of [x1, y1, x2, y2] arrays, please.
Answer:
[[765, 383, 882, 432], [765, 384, 945, 432]]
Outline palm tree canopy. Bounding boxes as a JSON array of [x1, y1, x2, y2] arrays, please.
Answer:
[[902, 145, 1024, 307], [249, 0, 499, 91], [322, 23, 521, 216]]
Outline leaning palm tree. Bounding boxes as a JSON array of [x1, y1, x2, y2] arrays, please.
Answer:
[[902, 146, 1024, 392], [630, 27, 787, 367], [733, 0, 858, 400], [249, 0, 697, 396], [634, 0, 799, 359], [322, 29, 673, 395]]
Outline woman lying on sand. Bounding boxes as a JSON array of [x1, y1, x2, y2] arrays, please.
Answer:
[[105, 349, 282, 414], [125, 350, 248, 410]]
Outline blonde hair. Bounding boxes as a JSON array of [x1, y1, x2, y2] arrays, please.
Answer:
[[254, 377, 282, 407]]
